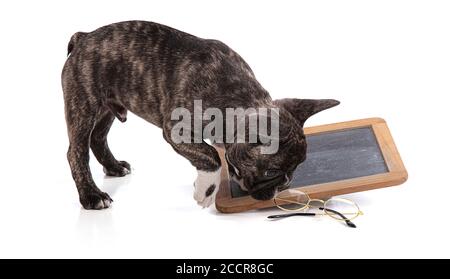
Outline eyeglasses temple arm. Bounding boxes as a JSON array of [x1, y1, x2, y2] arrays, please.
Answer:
[[319, 207, 357, 228], [267, 212, 316, 219]]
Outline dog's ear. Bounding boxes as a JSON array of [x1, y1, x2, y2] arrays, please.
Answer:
[[274, 98, 340, 126]]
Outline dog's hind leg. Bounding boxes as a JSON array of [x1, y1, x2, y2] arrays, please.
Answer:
[[90, 109, 131, 177], [64, 89, 113, 210]]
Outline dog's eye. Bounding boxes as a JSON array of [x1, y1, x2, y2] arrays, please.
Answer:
[[264, 169, 282, 177]]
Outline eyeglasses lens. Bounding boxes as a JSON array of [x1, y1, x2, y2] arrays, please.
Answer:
[[324, 198, 360, 221], [274, 189, 309, 211]]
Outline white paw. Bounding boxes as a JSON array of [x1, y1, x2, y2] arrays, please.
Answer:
[[193, 167, 221, 208]]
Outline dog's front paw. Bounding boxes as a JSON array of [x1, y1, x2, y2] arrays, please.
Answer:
[[79, 188, 113, 210], [103, 161, 131, 177], [193, 167, 221, 208]]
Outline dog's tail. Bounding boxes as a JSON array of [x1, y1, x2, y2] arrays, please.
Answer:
[[67, 32, 87, 56]]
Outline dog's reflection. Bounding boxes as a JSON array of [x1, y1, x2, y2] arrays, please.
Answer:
[[76, 175, 131, 236]]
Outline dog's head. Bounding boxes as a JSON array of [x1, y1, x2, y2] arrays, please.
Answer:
[[225, 98, 339, 200]]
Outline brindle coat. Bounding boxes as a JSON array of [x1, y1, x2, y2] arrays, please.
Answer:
[[62, 21, 339, 209]]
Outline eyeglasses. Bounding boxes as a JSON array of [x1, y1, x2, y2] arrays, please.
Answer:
[[267, 189, 363, 228]]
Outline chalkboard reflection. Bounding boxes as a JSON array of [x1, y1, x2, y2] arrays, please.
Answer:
[[230, 127, 388, 198]]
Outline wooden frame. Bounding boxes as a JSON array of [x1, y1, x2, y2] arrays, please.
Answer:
[[215, 118, 408, 213]]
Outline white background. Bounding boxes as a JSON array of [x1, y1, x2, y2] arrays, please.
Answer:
[[0, 0, 449, 258]]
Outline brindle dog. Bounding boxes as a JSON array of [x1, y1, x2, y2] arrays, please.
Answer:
[[62, 21, 339, 210]]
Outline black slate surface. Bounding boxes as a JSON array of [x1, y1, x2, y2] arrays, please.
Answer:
[[230, 127, 388, 198]]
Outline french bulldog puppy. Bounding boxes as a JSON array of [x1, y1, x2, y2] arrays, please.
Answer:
[[62, 21, 339, 210]]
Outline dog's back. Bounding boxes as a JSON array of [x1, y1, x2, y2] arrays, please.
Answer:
[[63, 21, 263, 126]]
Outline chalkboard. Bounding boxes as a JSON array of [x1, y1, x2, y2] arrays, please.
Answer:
[[215, 118, 407, 213], [230, 127, 388, 198]]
